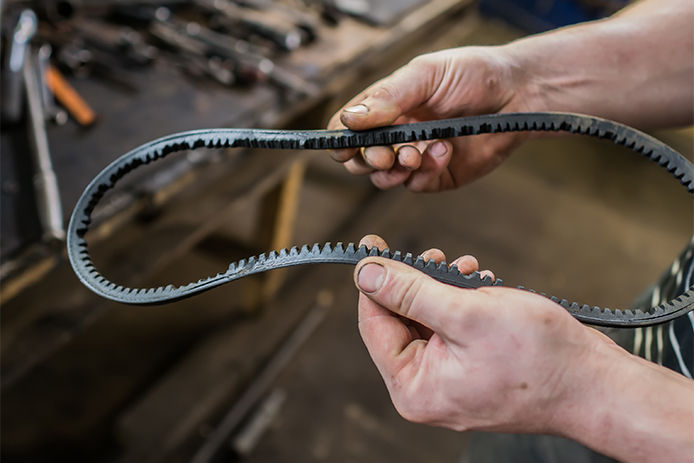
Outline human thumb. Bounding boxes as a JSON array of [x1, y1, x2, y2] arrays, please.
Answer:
[[340, 59, 438, 130], [354, 256, 478, 334]]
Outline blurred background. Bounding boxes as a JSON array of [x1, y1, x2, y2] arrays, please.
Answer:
[[1, 0, 691, 462]]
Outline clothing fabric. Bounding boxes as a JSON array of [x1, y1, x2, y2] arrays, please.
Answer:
[[630, 237, 693, 378]]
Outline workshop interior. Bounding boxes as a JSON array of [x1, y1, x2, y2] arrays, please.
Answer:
[[1, 0, 692, 462]]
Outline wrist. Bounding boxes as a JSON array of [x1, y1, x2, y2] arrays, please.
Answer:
[[549, 334, 694, 462], [496, 41, 552, 115], [547, 336, 629, 445], [498, 14, 629, 118]]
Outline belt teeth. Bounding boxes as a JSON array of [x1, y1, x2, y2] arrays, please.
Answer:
[[66, 113, 694, 326]]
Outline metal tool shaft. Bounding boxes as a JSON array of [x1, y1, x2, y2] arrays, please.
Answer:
[[23, 44, 65, 241]]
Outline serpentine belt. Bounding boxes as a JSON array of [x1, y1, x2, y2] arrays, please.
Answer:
[[67, 112, 694, 327]]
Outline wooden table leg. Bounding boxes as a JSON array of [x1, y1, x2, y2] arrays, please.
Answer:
[[255, 157, 308, 307]]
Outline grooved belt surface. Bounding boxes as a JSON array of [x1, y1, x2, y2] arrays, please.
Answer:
[[67, 112, 694, 327]]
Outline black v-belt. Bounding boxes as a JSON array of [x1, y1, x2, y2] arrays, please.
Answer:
[[67, 113, 694, 327]]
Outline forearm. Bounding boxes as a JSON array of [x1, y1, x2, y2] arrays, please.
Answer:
[[504, 0, 694, 128], [554, 340, 694, 462]]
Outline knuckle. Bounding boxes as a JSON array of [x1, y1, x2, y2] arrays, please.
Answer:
[[408, 53, 437, 73], [394, 276, 425, 320], [371, 81, 400, 102]]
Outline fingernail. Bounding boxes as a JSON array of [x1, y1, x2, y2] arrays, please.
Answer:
[[430, 141, 447, 158], [357, 263, 385, 293], [344, 104, 369, 114]]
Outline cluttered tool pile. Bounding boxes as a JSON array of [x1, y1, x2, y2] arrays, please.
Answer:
[[0, 1, 342, 246], [0, 0, 429, 262]]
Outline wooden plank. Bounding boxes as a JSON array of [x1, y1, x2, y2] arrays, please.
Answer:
[[259, 159, 308, 304]]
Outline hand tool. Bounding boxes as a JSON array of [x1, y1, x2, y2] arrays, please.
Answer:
[[24, 42, 65, 241], [3, 9, 38, 123], [183, 22, 318, 93], [44, 64, 97, 126], [149, 18, 238, 86], [36, 44, 69, 125], [184, 23, 319, 95], [195, 0, 305, 51], [70, 18, 157, 67], [54, 38, 140, 93], [232, 0, 321, 41], [66, 113, 693, 327], [152, 8, 317, 94]]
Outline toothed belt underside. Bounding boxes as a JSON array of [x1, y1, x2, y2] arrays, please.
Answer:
[[67, 113, 694, 327]]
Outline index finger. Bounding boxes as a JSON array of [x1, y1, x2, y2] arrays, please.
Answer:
[[327, 108, 359, 162]]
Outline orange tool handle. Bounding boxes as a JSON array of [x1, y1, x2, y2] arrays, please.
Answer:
[[45, 65, 96, 126]]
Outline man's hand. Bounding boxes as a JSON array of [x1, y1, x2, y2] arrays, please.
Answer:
[[353, 234, 694, 462], [327, 47, 534, 192], [327, 0, 693, 193], [354, 235, 608, 433]]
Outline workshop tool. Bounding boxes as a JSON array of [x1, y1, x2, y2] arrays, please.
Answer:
[[149, 19, 236, 85], [24, 42, 65, 241], [247, 0, 322, 41], [67, 113, 693, 327], [47, 25, 145, 92], [152, 7, 318, 94], [70, 18, 157, 67], [36, 44, 69, 125], [19, 0, 321, 92], [3, 10, 38, 123], [181, 21, 318, 94], [45, 64, 97, 126], [195, 0, 306, 51]]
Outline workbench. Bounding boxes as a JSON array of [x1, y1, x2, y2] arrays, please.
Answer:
[[1, 1, 479, 460]]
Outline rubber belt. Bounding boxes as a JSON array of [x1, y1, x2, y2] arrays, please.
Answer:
[[67, 112, 694, 327]]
